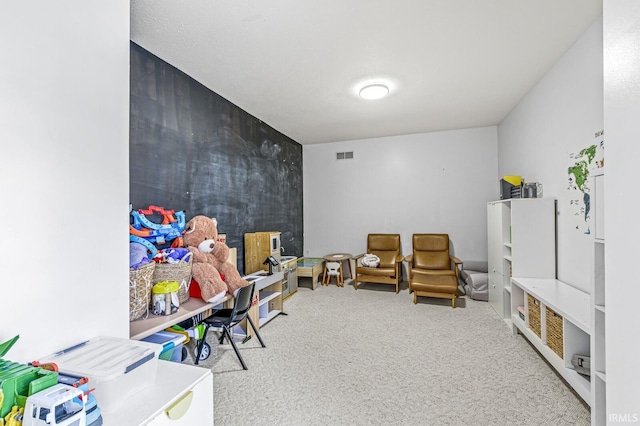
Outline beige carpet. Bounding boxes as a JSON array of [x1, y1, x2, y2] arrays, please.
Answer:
[[184, 281, 590, 426]]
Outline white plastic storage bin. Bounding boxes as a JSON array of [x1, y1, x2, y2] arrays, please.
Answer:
[[142, 330, 186, 363], [38, 336, 162, 414]]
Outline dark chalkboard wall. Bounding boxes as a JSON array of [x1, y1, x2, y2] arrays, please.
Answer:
[[130, 42, 303, 274]]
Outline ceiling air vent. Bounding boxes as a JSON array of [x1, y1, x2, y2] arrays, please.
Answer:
[[336, 151, 354, 160]]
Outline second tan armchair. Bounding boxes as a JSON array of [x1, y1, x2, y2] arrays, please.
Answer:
[[353, 234, 403, 293], [405, 234, 462, 307]]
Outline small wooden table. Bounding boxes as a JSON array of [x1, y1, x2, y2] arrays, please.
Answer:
[[322, 253, 353, 286], [297, 257, 325, 290]]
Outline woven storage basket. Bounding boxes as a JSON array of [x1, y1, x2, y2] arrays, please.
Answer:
[[546, 306, 564, 359], [152, 252, 193, 304], [527, 294, 542, 338], [129, 261, 155, 321]]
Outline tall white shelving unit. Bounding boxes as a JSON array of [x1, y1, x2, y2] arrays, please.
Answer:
[[487, 198, 557, 325], [591, 172, 606, 425], [488, 196, 601, 406], [487, 201, 506, 319]]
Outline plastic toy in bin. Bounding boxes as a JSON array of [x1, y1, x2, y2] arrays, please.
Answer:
[[0, 335, 103, 426], [152, 281, 180, 316]]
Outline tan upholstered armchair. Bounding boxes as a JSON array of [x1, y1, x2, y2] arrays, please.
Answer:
[[353, 234, 403, 293], [405, 234, 462, 307]]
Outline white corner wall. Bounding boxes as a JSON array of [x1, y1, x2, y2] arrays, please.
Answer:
[[303, 126, 498, 262], [0, 2, 130, 361], [604, 0, 640, 417], [497, 17, 604, 292]]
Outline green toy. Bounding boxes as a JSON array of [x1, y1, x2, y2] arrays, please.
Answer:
[[0, 335, 59, 418]]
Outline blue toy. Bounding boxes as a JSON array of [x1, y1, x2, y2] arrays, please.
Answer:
[[129, 235, 159, 259], [129, 205, 186, 247]]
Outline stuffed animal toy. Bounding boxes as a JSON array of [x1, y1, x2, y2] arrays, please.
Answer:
[[130, 242, 150, 269], [182, 215, 249, 302]]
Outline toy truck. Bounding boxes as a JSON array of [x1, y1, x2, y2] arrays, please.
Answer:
[[19, 383, 85, 426], [0, 361, 59, 421], [56, 374, 101, 426], [0, 337, 102, 426]]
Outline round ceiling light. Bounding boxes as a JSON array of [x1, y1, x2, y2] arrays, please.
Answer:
[[359, 84, 389, 100]]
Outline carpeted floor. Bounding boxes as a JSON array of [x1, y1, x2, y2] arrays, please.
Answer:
[[184, 281, 590, 426]]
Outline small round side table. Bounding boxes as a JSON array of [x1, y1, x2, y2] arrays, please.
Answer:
[[322, 253, 353, 286]]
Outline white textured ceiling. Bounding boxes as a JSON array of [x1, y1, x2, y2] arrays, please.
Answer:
[[130, 1, 602, 145]]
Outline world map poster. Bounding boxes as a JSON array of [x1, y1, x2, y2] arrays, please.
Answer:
[[567, 134, 604, 234]]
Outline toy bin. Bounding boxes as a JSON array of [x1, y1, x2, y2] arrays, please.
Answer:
[[37, 336, 162, 414], [141, 330, 186, 363]]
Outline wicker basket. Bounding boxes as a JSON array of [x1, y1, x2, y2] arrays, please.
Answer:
[[546, 306, 564, 359], [129, 261, 155, 321], [152, 252, 193, 304], [527, 294, 541, 338]]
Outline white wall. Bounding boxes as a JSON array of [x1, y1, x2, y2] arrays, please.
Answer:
[[604, 0, 640, 417], [497, 17, 604, 292], [303, 127, 498, 263], [0, 2, 130, 361]]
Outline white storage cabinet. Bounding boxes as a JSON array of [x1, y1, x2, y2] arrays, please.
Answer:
[[487, 198, 556, 322]]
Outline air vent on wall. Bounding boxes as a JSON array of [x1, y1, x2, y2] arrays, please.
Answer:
[[336, 151, 354, 160]]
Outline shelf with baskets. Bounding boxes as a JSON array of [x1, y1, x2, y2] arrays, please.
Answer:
[[511, 277, 591, 403]]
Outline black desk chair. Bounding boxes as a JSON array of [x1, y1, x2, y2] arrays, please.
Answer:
[[194, 282, 265, 370]]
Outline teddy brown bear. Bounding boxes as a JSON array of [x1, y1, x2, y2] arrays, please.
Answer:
[[182, 215, 248, 302]]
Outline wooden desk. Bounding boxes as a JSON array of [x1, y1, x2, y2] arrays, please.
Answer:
[[130, 295, 231, 340], [130, 247, 238, 341], [131, 270, 285, 341]]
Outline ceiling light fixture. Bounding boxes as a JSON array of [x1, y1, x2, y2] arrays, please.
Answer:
[[359, 84, 389, 100]]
